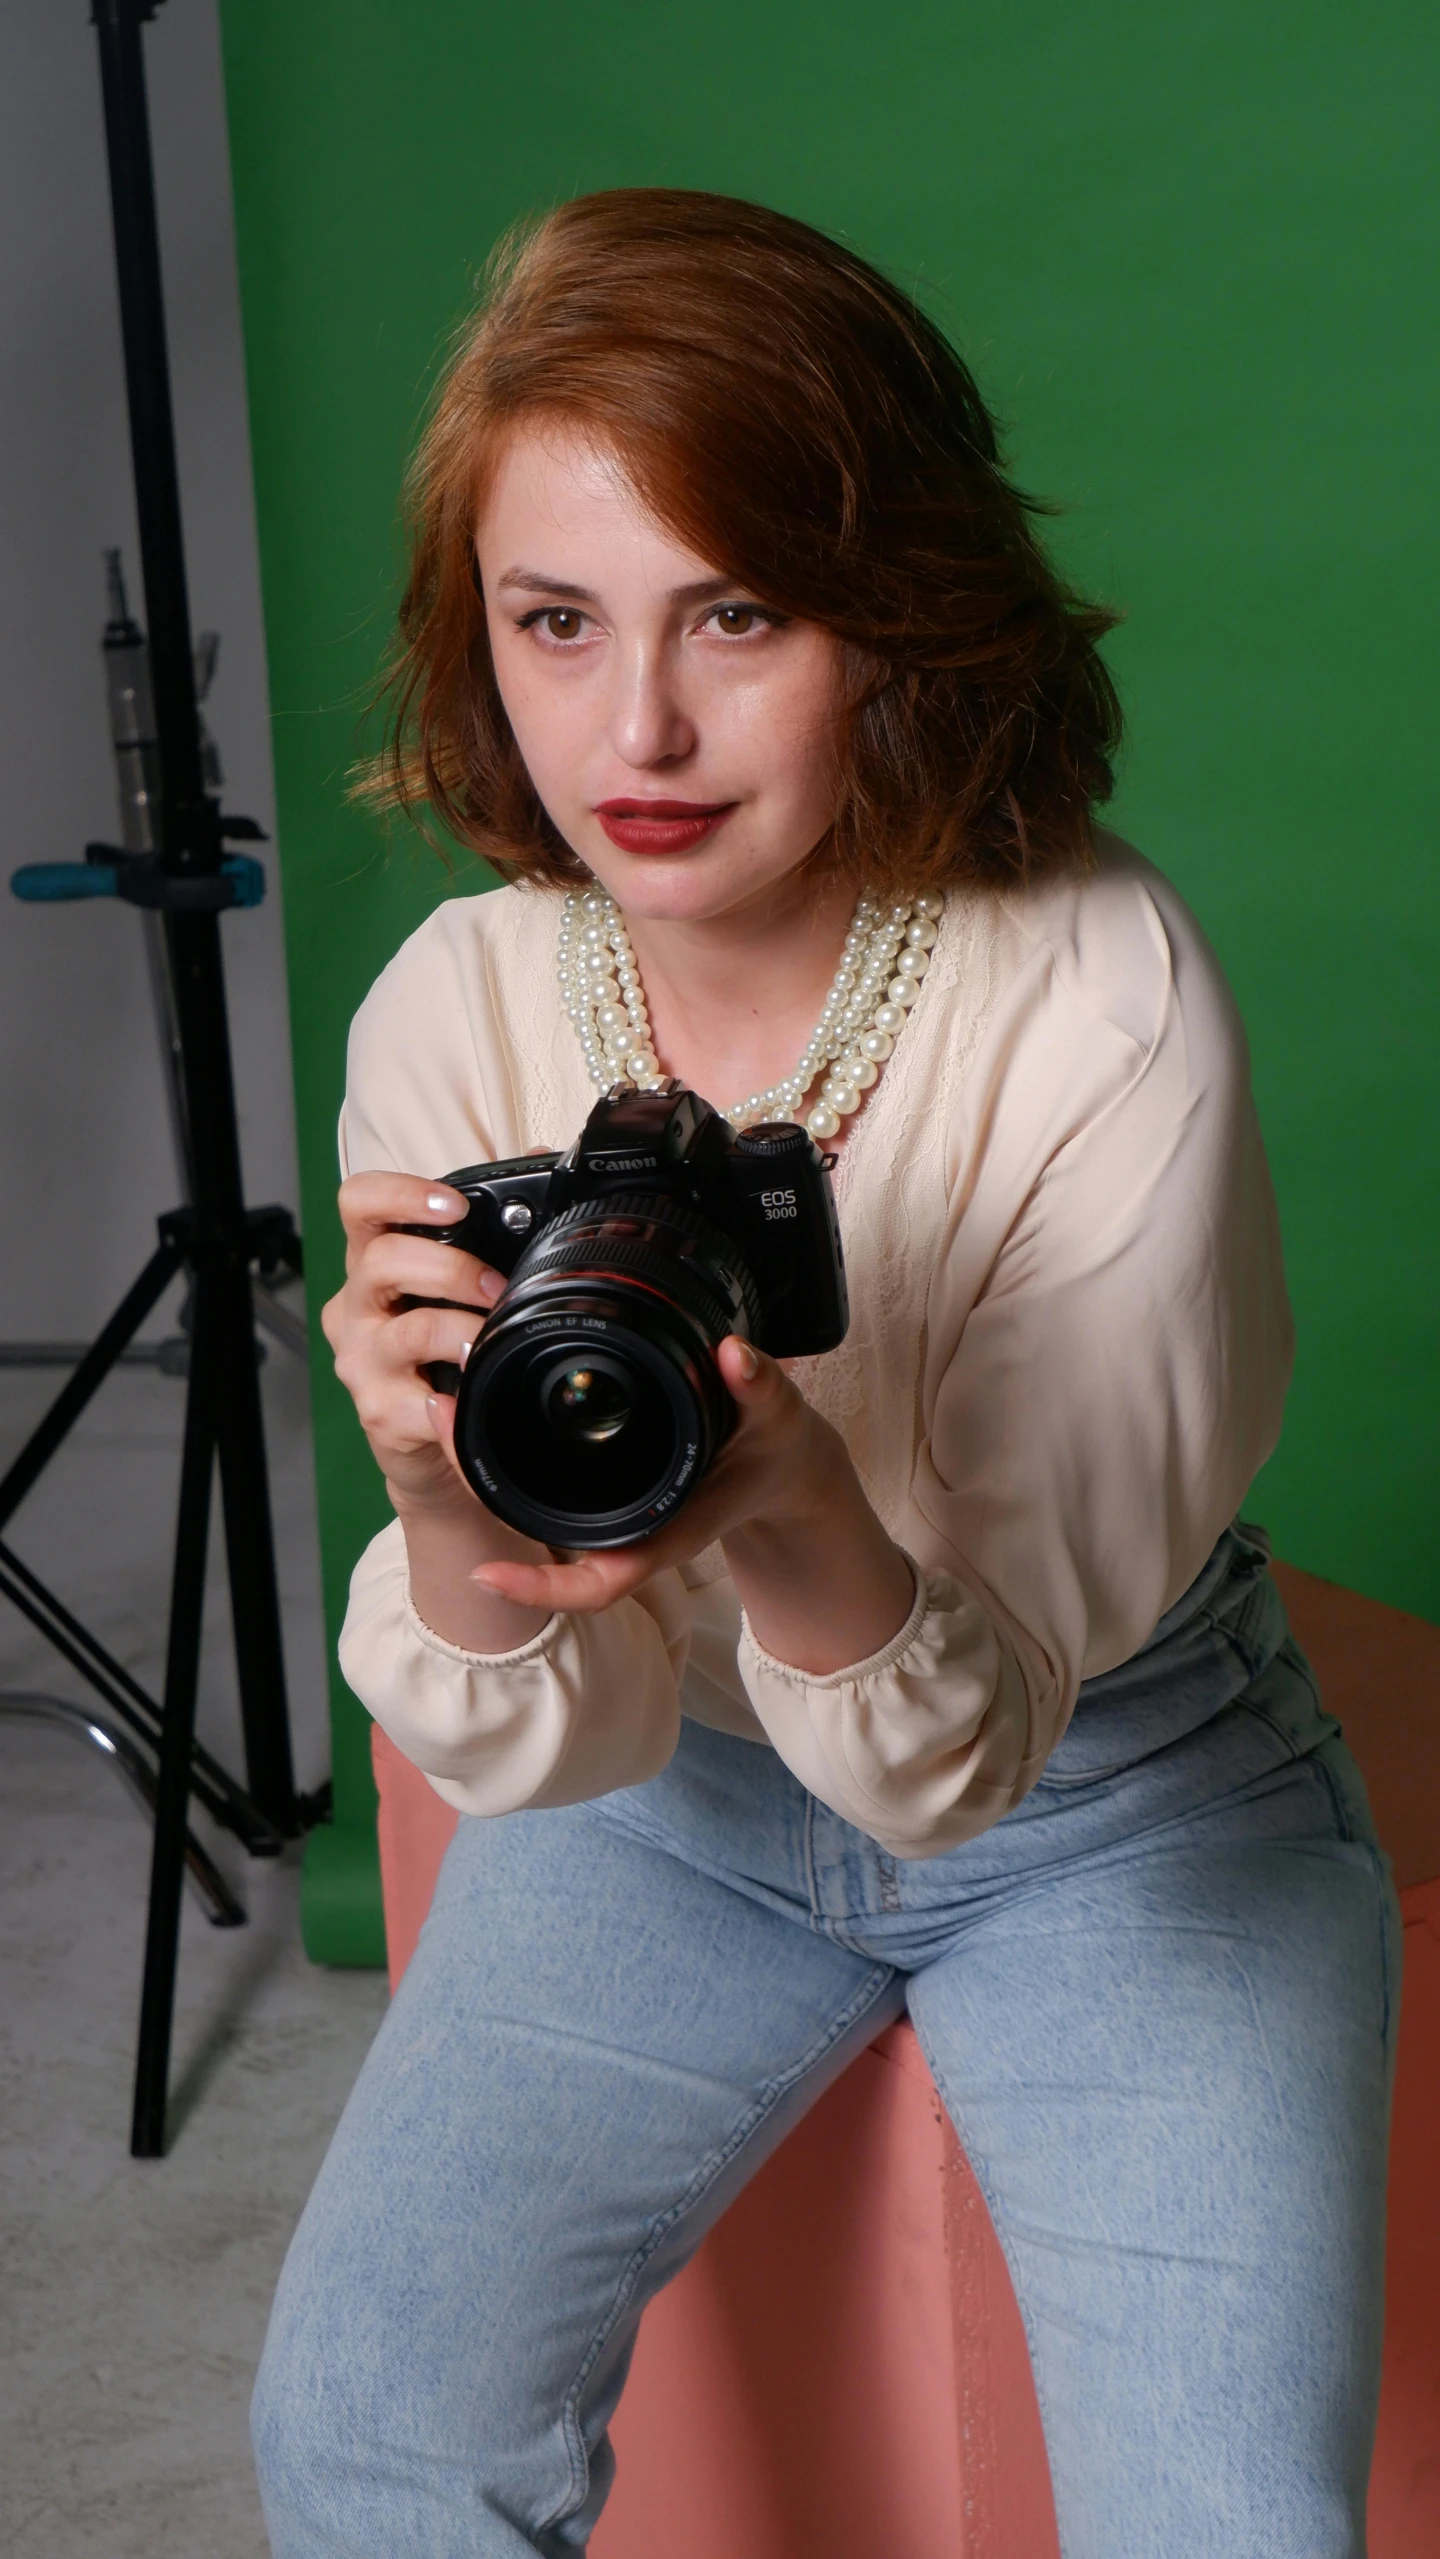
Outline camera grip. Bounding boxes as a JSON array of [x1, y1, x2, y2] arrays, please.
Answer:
[[402, 1152, 562, 1276]]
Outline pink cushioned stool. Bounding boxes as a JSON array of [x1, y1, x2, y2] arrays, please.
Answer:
[[371, 1559, 1440, 2558]]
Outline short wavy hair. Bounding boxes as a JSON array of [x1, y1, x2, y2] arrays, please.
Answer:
[[362, 188, 1122, 895]]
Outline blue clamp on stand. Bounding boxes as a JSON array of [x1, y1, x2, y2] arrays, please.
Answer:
[[12, 828, 266, 913]]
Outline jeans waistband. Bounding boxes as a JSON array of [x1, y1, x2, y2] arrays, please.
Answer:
[[1046, 1520, 1290, 1780]]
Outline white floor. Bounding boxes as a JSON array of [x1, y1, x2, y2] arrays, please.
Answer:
[[0, 1320, 388, 2559]]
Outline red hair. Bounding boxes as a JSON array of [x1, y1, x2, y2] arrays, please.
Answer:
[[362, 189, 1121, 894]]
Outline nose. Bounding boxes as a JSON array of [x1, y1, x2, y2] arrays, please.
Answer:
[[608, 636, 696, 770]]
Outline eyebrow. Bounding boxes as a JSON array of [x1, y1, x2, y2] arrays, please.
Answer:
[[495, 567, 751, 608]]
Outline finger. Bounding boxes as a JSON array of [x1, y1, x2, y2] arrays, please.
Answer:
[[336, 1170, 470, 1251], [334, 1298, 473, 1396], [375, 1304, 484, 1374], [356, 1231, 505, 1314], [344, 1375, 448, 1455], [424, 1393, 467, 1482], [471, 1549, 648, 1615], [716, 1333, 793, 1421]]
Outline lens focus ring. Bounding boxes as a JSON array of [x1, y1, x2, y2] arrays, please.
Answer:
[[512, 1193, 761, 1342]]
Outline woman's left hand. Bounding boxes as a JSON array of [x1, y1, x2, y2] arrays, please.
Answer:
[[455, 1336, 916, 1677]]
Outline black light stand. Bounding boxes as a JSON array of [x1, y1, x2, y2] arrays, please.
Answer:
[[2, 0, 326, 2156]]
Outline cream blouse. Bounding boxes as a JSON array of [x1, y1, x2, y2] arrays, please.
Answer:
[[336, 832, 1292, 1857]]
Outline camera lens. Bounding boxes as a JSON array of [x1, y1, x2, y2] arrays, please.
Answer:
[[541, 1359, 633, 1446], [482, 1330, 679, 1523], [451, 1194, 760, 1548]]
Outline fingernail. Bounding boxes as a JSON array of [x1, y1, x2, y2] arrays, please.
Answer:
[[733, 1340, 759, 1381], [480, 1271, 506, 1306], [459, 1340, 473, 1367], [426, 1189, 461, 1216]]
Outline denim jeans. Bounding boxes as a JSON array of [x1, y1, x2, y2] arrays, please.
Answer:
[[253, 1530, 1400, 2557]]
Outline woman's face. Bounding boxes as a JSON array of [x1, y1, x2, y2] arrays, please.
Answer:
[[475, 424, 847, 927]]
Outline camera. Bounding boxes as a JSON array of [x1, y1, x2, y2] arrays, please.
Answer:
[[423, 1082, 848, 1549]]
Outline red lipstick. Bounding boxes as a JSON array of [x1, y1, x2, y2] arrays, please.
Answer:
[[594, 798, 736, 854]]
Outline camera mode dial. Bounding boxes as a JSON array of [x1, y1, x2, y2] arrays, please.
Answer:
[[734, 1122, 813, 1158]]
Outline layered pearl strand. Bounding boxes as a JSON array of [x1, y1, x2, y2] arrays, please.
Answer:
[[557, 885, 944, 1141]]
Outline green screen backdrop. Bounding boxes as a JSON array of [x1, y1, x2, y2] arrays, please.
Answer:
[[217, 1, 1439, 1960]]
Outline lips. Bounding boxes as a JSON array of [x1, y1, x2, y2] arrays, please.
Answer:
[[594, 798, 737, 854]]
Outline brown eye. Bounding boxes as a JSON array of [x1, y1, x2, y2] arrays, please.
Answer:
[[714, 605, 759, 635], [543, 608, 583, 640]]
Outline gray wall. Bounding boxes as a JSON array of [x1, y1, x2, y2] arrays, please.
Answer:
[[0, 0, 296, 1341]]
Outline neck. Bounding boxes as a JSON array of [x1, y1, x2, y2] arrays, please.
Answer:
[[621, 871, 857, 1111]]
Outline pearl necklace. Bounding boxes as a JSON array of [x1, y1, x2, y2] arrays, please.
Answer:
[[557, 884, 943, 1140]]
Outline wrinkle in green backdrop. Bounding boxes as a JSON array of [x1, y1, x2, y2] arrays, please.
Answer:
[[217, 1, 1438, 1957]]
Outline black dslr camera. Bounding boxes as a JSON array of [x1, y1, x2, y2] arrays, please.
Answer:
[[426, 1083, 848, 1549]]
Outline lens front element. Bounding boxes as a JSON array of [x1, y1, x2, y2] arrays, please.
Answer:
[[542, 1359, 632, 1446]]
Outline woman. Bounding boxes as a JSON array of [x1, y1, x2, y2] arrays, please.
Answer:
[[253, 193, 1397, 2557]]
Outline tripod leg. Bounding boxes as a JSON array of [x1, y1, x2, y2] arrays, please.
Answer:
[[0, 1536, 269, 1844], [0, 1235, 183, 1532], [130, 1259, 221, 2159], [214, 1259, 298, 1832]]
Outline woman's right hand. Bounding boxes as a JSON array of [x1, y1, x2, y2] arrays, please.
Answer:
[[322, 1172, 504, 1508]]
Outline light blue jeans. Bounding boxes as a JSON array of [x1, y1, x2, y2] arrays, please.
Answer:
[[254, 1529, 1399, 2557]]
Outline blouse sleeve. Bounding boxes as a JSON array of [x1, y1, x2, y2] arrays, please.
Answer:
[[333, 900, 691, 1815], [340, 1519, 688, 1817], [736, 863, 1292, 1856]]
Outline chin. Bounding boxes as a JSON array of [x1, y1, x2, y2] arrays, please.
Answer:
[[578, 842, 809, 925]]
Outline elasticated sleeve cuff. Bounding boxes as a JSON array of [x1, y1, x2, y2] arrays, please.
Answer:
[[739, 1553, 929, 1689], [402, 1590, 564, 1668], [736, 1557, 1051, 1858], [339, 1518, 688, 1817]]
